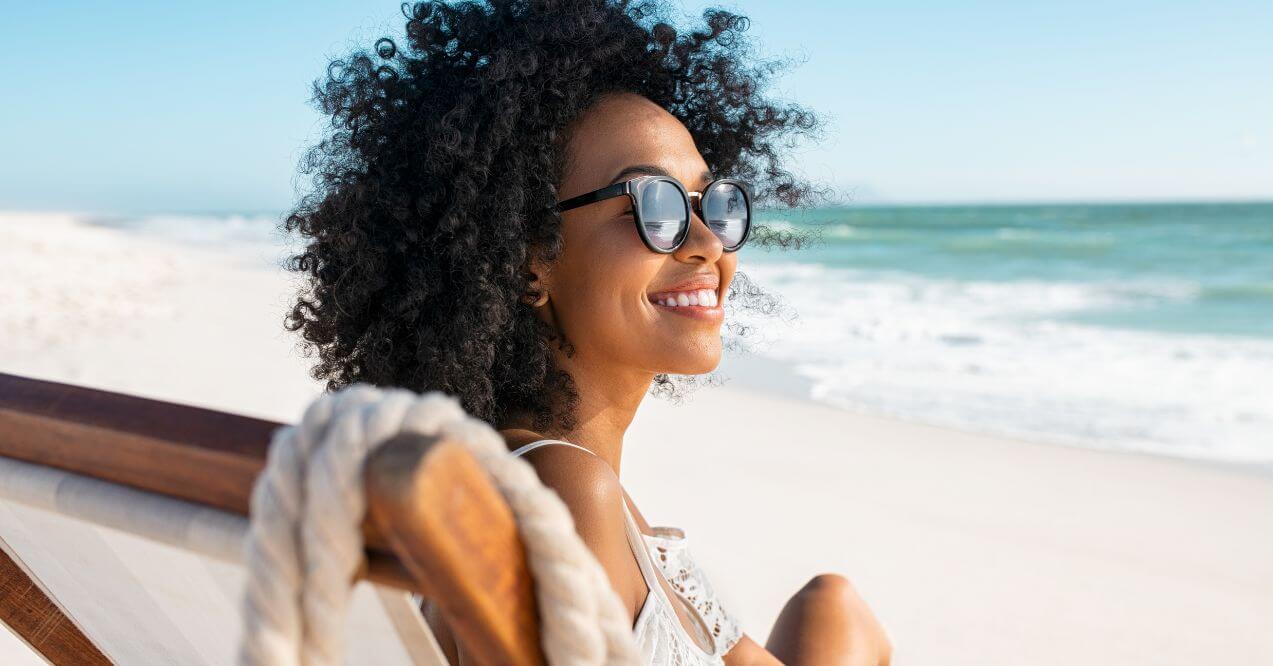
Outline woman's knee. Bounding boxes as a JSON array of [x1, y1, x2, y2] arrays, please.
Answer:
[[770, 573, 892, 664], [803, 574, 892, 662], [797, 573, 863, 609]]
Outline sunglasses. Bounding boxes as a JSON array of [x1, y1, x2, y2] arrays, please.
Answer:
[[553, 175, 753, 254]]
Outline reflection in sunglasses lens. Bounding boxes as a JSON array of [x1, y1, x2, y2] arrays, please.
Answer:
[[703, 183, 748, 248], [640, 180, 690, 250]]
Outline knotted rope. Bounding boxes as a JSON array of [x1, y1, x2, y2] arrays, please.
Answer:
[[239, 384, 640, 665]]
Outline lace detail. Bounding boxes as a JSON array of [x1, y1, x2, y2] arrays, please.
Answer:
[[632, 592, 721, 665], [642, 529, 743, 656]]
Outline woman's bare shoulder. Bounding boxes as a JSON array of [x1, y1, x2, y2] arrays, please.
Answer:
[[497, 429, 645, 616], [498, 429, 624, 532]]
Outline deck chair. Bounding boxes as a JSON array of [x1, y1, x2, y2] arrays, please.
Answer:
[[0, 372, 544, 665]]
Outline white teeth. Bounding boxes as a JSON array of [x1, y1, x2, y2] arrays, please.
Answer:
[[652, 289, 720, 307]]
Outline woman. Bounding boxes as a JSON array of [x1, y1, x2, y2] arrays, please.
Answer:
[[284, 0, 891, 663]]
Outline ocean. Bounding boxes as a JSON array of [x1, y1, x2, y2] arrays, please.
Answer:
[[741, 202, 1273, 465], [75, 202, 1273, 466]]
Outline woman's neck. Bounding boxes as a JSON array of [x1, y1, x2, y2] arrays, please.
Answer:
[[504, 354, 653, 477], [560, 365, 653, 476]]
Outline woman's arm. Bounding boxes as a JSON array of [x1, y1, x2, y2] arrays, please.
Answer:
[[520, 444, 650, 619], [724, 635, 784, 665]]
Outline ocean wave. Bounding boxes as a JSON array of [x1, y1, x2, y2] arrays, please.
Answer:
[[731, 261, 1273, 464], [77, 211, 293, 267], [82, 211, 284, 243]]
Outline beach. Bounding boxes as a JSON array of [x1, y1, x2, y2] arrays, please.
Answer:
[[2, 211, 1271, 665]]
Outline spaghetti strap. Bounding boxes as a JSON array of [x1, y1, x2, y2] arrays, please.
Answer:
[[508, 438, 596, 459], [620, 503, 719, 658], [619, 504, 665, 593]]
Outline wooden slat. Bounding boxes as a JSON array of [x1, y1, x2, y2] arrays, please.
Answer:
[[0, 372, 274, 515], [365, 433, 544, 666], [0, 373, 408, 555], [0, 545, 111, 666]]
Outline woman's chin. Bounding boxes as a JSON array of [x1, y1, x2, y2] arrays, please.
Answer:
[[657, 350, 723, 376]]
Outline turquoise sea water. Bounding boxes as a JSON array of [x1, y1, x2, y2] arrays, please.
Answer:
[[734, 202, 1273, 464], [752, 202, 1273, 339], [82, 202, 1273, 465]]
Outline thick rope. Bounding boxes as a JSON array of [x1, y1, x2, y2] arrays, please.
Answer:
[[240, 384, 641, 666]]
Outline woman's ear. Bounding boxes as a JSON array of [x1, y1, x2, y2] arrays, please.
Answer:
[[521, 254, 551, 308]]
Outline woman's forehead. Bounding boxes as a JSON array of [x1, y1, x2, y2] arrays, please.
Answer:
[[562, 94, 709, 192]]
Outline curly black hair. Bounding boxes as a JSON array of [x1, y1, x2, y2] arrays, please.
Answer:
[[284, 0, 821, 433]]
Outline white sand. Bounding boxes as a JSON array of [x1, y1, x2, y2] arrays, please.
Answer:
[[3, 212, 1271, 665]]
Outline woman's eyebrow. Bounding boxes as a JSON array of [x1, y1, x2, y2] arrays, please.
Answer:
[[609, 164, 670, 183], [608, 164, 716, 186]]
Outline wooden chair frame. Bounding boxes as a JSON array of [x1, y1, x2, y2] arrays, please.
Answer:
[[0, 372, 543, 665]]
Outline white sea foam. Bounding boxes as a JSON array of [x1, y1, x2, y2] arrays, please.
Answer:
[[78, 211, 294, 268], [732, 261, 1273, 464]]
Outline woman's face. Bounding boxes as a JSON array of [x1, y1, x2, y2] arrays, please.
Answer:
[[539, 93, 737, 378]]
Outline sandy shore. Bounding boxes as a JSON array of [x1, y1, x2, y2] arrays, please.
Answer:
[[3, 212, 1271, 664]]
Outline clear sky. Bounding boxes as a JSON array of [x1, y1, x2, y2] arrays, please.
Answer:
[[2, 1, 1270, 213]]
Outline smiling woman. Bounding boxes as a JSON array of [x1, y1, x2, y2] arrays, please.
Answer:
[[281, 0, 889, 663], [284, 0, 817, 433]]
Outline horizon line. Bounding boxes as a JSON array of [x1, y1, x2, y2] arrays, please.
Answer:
[[3, 196, 1273, 218]]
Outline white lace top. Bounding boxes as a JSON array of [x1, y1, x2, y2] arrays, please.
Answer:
[[509, 439, 743, 664]]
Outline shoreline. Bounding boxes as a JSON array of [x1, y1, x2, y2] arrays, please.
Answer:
[[718, 347, 1273, 480]]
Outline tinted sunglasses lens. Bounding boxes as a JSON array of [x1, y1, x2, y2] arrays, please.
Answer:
[[702, 183, 749, 248], [639, 180, 690, 251]]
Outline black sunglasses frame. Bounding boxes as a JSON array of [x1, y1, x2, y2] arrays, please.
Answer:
[[553, 175, 753, 254]]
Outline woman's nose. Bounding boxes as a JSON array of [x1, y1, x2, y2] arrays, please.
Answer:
[[673, 206, 724, 263]]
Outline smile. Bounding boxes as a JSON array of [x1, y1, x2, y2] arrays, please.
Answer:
[[648, 288, 719, 308], [646, 287, 724, 322]]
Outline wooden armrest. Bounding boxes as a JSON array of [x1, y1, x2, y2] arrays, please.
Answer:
[[365, 433, 544, 665]]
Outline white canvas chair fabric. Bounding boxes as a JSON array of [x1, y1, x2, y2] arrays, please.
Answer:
[[0, 454, 438, 664]]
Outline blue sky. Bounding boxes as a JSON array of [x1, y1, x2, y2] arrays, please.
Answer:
[[2, 1, 1270, 213]]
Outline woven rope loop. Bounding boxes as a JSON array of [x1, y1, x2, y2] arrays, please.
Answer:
[[239, 384, 640, 665]]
